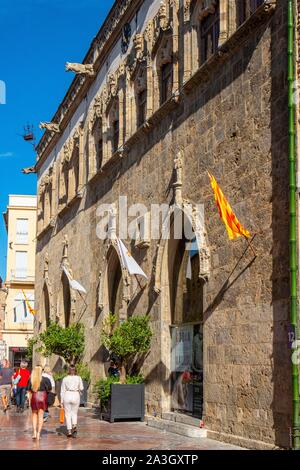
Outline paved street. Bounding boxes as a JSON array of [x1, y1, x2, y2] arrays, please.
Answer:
[[0, 407, 243, 450]]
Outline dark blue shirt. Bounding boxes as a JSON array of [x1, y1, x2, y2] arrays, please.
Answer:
[[0, 367, 14, 386]]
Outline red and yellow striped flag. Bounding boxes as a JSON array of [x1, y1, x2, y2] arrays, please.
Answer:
[[208, 172, 250, 240], [22, 290, 36, 316]]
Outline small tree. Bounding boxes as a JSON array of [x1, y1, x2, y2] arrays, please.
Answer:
[[102, 314, 152, 382], [37, 321, 85, 364]]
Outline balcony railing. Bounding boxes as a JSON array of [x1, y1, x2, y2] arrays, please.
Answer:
[[10, 269, 35, 282]]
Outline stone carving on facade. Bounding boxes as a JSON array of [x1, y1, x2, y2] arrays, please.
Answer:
[[184, 0, 192, 21], [62, 139, 73, 165], [97, 271, 104, 311], [173, 150, 183, 205], [39, 122, 60, 133], [107, 72, 118, 99], [43, 253, 49, 280], [190, 0, 217, 22], [72, 128, 81, 149], [62, 235, 69, 265], [65, 62, 95, 77], [156, 34, 173, 67], [133, 33, 144, 61], [88, 93, 105, 132]]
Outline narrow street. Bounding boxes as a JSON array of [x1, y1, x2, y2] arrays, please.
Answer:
[[0, 408, 242, 451]]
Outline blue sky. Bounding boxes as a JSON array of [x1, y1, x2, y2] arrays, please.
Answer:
[[0, 0, 115, 280]]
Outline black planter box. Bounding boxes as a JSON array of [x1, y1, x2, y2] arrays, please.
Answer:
[[102, 383, 145, 423], [56, 379, 89, 407]]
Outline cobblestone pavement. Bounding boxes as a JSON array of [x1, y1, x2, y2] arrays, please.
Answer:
[[0, 407, 243, 450]]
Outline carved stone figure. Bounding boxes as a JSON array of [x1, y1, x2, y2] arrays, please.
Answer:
[[134, 34, 144, 61], [65, 62, 95, 77], [39, 122, 60, 133], [108, 73, 118, 98]]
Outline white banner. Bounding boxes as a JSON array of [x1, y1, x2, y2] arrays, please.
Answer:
[[116, 239, 148, 279]]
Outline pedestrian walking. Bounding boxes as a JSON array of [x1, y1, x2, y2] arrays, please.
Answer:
[[12, 361, 30, 413], [60, 365, 84, 438], [0, 359, 14, 413], [28, 365, 51, 440], [42, 365, 55, 422]]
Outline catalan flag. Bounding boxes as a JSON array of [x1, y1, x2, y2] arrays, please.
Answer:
[[208, 172, 250, 240], [22, 290, 36, 315]]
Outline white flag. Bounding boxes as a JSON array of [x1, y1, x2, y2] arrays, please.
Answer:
[[186, 256, 192, 280], [62, 266, 87, 294], [116, 239, 148, 279]]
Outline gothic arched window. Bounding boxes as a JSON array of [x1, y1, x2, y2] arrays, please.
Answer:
[[237, 0, 264, 27], [161, 61, 173, 105], [200, 1, 220, 64], [92, 117, 103, 171]]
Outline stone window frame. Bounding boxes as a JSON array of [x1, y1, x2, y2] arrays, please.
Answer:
[[68, 130, 81, 201], [190, 0, 222, 73], [105, 68, 127, 159], [58, 142, 71, 211], [236, 0, 264, 27], [199, 1, 220, 64], [58, 126, 84, 212], [127, 32, 149, 132], [149, 2, 178, 113], [88, 93, 108, 180], [37, 165, 56, 235], [134, 212, 151, 249]]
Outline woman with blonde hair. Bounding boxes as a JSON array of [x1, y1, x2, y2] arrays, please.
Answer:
[[28, 365, 51, 440]]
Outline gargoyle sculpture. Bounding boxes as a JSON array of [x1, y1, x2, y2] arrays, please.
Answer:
[[39, 122, 60, 133], [22, 166, 36, 174], [65, 62, 95, 77]]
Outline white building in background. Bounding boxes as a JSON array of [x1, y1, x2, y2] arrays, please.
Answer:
[[2, 195, 37, 367]]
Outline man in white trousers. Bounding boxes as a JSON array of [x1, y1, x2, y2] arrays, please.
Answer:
[[60, 365, 84, 438]]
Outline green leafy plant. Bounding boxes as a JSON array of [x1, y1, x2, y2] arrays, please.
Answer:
[[94, 375, 145, 404], [94, 376, 119, 405], [101, 315, 152, 378], [76, 362, 91, 383], [37, 321, 85, 364], [125, 374, 145, 385]]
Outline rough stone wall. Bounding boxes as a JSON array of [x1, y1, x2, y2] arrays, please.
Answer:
[[35, 0, 291, 449]]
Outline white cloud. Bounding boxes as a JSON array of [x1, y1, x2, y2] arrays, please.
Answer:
[[0, 152, 13, 157]]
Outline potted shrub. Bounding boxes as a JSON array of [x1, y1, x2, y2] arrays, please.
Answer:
[[36, 322, 90, 406], [96, 314, 152, 422]]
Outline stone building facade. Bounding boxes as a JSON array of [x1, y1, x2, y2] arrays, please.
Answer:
[[33, 0, 294, 449]]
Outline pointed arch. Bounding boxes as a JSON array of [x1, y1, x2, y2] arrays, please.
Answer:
[[58, 270, 72, 327], [154, 202, 210, 294], [156, 203, 208, 414], [42, 282, 51, 329], [98, 241, 131, 322]]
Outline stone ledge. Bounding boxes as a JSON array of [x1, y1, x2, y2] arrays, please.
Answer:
[[162, 412, 203, 428], [206, 429, 281, 450], [147, 416, 207, 439]]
